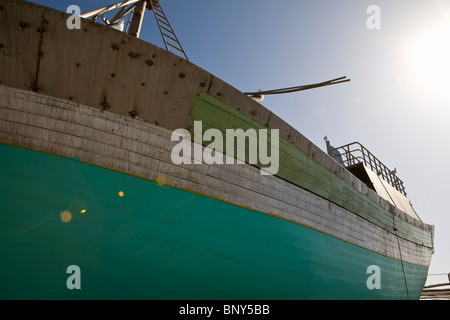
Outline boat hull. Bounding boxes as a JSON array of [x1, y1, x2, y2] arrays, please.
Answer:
[[0, 0, 433, 300], [0, 142, 428, 299]]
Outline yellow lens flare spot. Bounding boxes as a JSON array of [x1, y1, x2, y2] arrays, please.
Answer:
[[156, 175, 166, 185], [118, 191, 124, 197], [80, 209, 86, 214], [60, 211, 72, 223]]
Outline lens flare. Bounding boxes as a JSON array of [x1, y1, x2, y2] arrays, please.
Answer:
[[156, 175, 166, 185], [411, 21, 450, 96], [60, 211, 72, 223], [118, 191, 124, 197]]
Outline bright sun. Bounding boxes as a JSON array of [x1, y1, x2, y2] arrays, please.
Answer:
[[411, 21, 450, 96]]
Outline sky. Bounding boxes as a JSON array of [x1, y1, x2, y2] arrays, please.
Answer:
[[28, 0, 450, 286]]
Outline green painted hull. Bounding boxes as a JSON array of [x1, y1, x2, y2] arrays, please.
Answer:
[[0, 143, 428, 299]]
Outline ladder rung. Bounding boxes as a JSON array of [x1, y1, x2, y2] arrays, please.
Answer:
[[160, 25, 174, 35], [154, 11, 166, 20], [153, 7, 165, 16], [155, 18, 171, 28], [157, 18, 171, 29], [167, 42, 184, 52], [162, 32, 179, 43], [153, 7, 164, 14]]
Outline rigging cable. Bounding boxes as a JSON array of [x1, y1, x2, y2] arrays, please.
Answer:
[[378, 175, 410, 299], [393, 220, 410, 300]]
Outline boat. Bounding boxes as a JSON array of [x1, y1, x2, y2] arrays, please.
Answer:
[[0, 0, 434, 299]]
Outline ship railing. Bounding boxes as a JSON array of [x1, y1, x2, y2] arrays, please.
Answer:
[[328, 141, 407, 196]]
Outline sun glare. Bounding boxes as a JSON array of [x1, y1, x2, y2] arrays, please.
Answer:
[[411, 21, 450, 96]]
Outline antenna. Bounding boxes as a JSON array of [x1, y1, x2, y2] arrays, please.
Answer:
[[80, 0, 189, 61], [244, 76, 350, 97]]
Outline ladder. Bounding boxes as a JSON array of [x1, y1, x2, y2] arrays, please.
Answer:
[[81, 0, 189, 61], [149, 0, 189, 61]]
